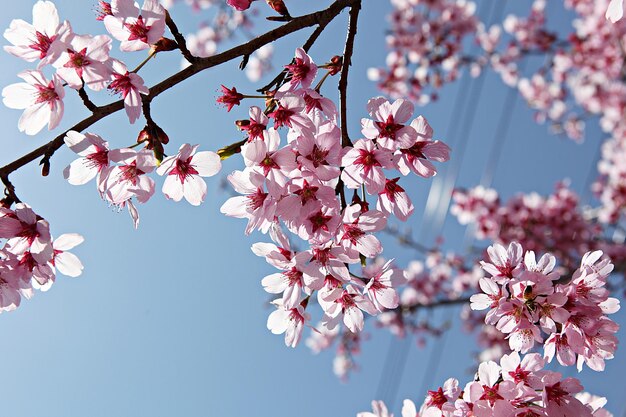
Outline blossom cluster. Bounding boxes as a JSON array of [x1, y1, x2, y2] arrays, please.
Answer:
[[359, 351, 613, 417], [2, 0, 167, 131], [367, 0, 479, 105], [63, 130, 221, 227], [471, 242, 619, 372], [217, 47, 451, 348], [0, 202, 83, 313], [450, 183, 626, 276]]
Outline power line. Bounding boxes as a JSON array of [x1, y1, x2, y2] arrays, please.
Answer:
[[377, 0, 508, 409]]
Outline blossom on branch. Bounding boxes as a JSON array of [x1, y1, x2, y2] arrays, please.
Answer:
[[103, 0, 166, 52], [2, 70, 65, 135], [156, 143, 221, 206], [3, 0, 71, 66]]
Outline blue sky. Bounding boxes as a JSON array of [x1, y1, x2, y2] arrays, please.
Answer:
[[1, 1, 625, 416]]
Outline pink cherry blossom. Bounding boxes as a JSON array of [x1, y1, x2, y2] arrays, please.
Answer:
[[341, 138, 394, 195], [0, 268, 24, 313], [53, 34, 112, 91], [277, 178, 338, 228], [267, 300, 307, 348], [396, 116, 451, 177], [2, 70, 64, 135], [108, 60, 149, 124], [241, 129, 296, 197], [239, 106, 268, 142], [156, 143, 221, 206], [220, 170, 276, 235], [261, 252, 323, 309], [281, 48, 317, 91], [268, 94, 314, 134], [339, 204, 386, 258], [295, 121, 342, 181], [63, 131, 111, 191], [362, 259, 402, 312], [361, 97, 417, 150], [320, 284, 377, 333], [104, 0, 166, 52], [480, 242, 523, 283], [377, 177, 414, 221], [1, 203, 53, 264], [3, 0, 72, 66], [105, 148, 156, 205], [51, 233, 84, 277]]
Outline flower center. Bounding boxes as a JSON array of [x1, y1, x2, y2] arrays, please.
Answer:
[[170, 157, 199, 183], [125, 15, 151, 43]]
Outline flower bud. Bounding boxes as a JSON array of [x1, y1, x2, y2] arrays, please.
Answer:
[[41, 159, 50, 177], [266, 0, 290, 16], [151, 37, 178, 53], [327, 55, 343, 76], [217, 139, 247, 160], [138, 123, 169, 147]]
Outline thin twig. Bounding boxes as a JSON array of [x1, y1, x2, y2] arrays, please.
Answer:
[[142, 99, 154, 125], [338, 0, 361, 147], [0, 175, 20, 204], [257, 21, 330, 93], [165, 11, 196, 64], [0, 0, 359, 185], [78, 86, 97, 112], [402, 296, 470, 314]]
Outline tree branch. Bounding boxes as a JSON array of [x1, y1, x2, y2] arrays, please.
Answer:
[[256, 17, 332, 93], [0, 0, 359, 189], [78, 86, 97, 112], [165, 11, 196, 64], [338, 0, 361, 147]]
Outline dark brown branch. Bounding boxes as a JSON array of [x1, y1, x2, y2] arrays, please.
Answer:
[[78, 86, 97, 112], [402, 296, 470, 314], [0, 175, 20, 205], [338, 0, 361, 147], [0, 0, 359, 188], [142, 99, 154, 125], [165, 11, 196, 64], [257, 18, 332, 93]]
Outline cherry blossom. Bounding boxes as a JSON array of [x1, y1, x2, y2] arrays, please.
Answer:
[[471, 241, 620, 371], [2, 70, 64, 135], [341, 138, 394, 195], [361, 97, 417, 150], [108, 59, 149, 124], [103, 0, 166, 52], [267, 299, 308, 348], [156, 143, 221, 206], [220, 170, 276, 235], [53, 33, 113, 91], [281, 48, 317, 91], [50, 233, 84, 278], [395, 116, 451, 178], [63, 130, 111, 192], [104, 148, 156, 205], [3, 0, 71, 66]]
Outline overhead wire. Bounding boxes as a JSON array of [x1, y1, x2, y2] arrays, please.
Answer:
[[375, 0, 508, 409]]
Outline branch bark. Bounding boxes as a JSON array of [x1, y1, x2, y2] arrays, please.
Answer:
[[338, 0, 361, 147]]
